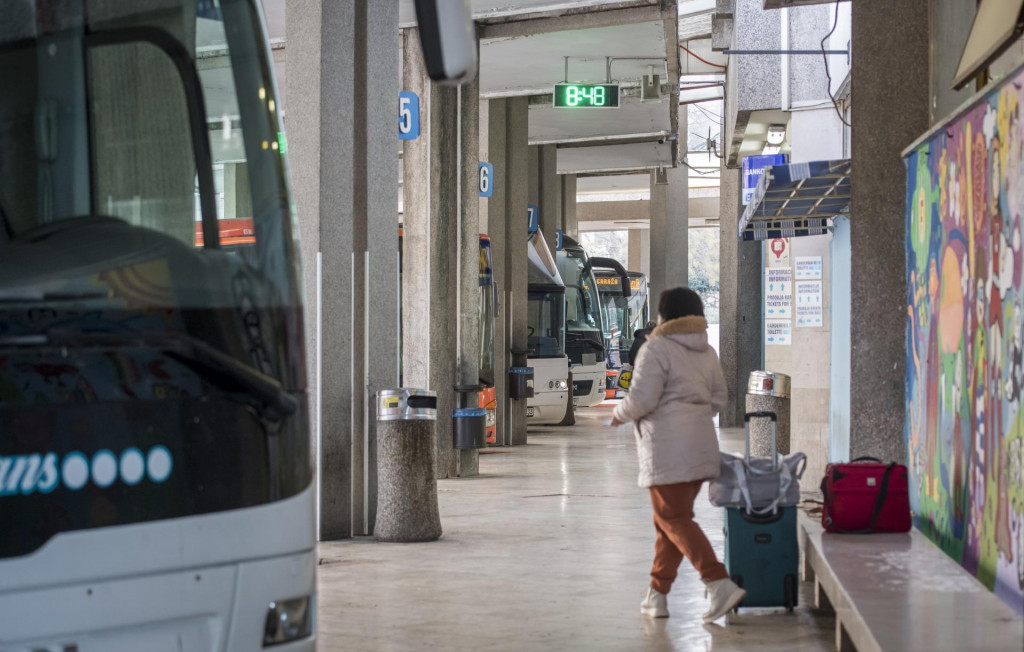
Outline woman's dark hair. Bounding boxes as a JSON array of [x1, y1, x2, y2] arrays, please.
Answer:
[[658, 287, 704, 321]]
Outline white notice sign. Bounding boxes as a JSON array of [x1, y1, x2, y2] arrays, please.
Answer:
[[795, 281, 823, 328], [795, 256, 823, 280], [766, 319, 792, 346], [765, 267, 792, 319]]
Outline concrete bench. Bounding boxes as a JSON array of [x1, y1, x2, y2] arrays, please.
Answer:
[[797, 509, 1023, 652]]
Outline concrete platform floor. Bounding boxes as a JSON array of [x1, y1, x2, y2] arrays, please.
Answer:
[[317, 408, 836, 651]]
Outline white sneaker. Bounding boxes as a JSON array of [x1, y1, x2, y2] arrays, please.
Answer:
[[702, 578, 746, 623], [640, 586, 669, 618]]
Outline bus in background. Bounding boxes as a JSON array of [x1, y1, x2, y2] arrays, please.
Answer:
[[595, 270, 649, 399], [526, 230, 572, 425], [478, 235, 498, 443], [0, 1, 315, 650], [556, 236, 616, 413]]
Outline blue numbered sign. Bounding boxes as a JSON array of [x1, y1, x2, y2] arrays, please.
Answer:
[[556, 229, 564, 251], [527, 205, 539, 233], [398, 91, 420, 140], [478, 163, 493, 197]]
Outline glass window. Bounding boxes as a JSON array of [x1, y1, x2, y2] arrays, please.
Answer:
[[527, 291, 565, 358]]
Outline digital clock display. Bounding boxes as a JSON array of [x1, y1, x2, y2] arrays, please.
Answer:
[[553, 83, 620, 108]]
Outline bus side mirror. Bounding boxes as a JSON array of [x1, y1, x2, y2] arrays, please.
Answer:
[[414, 0, 478, 84]]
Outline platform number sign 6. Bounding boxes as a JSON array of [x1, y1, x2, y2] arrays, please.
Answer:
[[398, 91, 420, 140], [478, 163, 493, 197]]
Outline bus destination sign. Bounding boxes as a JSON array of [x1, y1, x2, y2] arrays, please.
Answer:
[[553, 83, 620, 108]]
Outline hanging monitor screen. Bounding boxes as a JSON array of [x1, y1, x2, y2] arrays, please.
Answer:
[[553, 83, 620, 108]]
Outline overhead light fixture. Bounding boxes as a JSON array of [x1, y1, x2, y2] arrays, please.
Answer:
[[766, 124, 787, 145], [762, 144, 782, 155]]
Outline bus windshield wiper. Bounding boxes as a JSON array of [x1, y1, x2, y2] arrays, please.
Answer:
[[28, 329, 299, 421]]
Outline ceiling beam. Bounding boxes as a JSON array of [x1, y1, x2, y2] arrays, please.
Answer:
[[478, 1, 662, 40], [662, 0, 681, 165]]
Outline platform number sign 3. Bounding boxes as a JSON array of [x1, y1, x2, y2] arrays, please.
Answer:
[[479, 163, 493, 197], [398, 91, 420, 140]]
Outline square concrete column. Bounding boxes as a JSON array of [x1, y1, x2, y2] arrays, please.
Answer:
[[848, 0, 928, 462], [648, 165, 688, 302], [287, 0, 399, 539], [457, 71, 481, 477], [628, 228, 650, 278], [487, 97, 530, 446], [561, 174, 578, 240], [529, 144, 561, 253], [402, 28, 460, 479], [718, 163, 762, 428]]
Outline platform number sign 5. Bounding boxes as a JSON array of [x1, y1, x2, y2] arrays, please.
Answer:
[[398, 91, 420, 140], [478, 163, 493, 197]]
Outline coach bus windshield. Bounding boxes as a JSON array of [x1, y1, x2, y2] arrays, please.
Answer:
[[0, 0, 309, 560]]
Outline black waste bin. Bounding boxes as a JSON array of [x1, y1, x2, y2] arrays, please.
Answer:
[[453, 407, 487, 449], [509, 366, 534, 400]]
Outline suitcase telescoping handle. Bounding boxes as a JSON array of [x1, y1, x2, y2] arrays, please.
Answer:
[[743, 411, 778, 470]]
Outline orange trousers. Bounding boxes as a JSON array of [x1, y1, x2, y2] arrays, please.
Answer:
[[648, 481, 728, 594]]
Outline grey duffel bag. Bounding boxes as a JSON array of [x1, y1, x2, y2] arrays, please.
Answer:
[[709, 451, 807, 515]]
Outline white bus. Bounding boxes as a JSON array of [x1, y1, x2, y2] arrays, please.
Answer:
[[525, 230, 571, 425], [0, 1, 315, 650], [557, 236, 611, 410]]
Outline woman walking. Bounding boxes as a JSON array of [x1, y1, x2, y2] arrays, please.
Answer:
[[610, 287, 746, 622]]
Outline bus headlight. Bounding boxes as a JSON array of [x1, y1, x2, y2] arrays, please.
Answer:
[[555, 380, 568, 390], [263, 596, 312, 646]]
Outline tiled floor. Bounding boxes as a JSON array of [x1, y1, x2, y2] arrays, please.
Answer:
[[317, 408, 836, 651]]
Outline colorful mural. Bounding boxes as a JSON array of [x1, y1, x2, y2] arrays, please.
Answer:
[[905, 66, 1024, 615]]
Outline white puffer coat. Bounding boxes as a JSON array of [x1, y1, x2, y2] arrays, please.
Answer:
[[612, 316, 727, 488]]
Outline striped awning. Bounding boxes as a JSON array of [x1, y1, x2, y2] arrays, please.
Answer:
[[738, 159, 850, 241]]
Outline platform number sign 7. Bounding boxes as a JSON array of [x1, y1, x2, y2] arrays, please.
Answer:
[[398, 91, 420, 140], [478, 163, 493, 197]]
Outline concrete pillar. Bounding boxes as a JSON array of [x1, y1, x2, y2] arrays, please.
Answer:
[[488, 97, 530, 446], [222, 163, 251, 219], [402, 28, 460, 479], [287, 0, 399, 539], [457, 70, 481, 477], [718, 164, 762, 427], [628, 228, 651, 278], [848, 0, 928, 462], [561, 174, 578, 240], [648, 166, 688, 301], [529, 144, 560, 253]]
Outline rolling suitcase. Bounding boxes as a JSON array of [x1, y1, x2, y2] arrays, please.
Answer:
[[722, 411, 800, 612]]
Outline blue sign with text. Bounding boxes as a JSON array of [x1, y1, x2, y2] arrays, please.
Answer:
[[527, 205, 538, 232], [556, 229, 564, 251], [742, 153, 788, 205], [398, 91, 420, 140], [479, 163, 493, 197]]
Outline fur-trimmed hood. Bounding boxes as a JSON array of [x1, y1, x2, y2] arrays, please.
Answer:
[[649, 316, 709, 351]]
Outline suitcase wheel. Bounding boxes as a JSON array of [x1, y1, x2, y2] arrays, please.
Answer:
[[731, 574, 744, 613], [783, 574, 798, 613]]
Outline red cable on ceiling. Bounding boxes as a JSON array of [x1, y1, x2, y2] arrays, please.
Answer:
[[680, 44, 728, 70]]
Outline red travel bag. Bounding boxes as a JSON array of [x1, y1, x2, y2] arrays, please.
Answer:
[[820, 457, 911, 533]]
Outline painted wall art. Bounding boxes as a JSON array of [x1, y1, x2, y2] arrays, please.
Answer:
[[905, 65, 1024, 614]]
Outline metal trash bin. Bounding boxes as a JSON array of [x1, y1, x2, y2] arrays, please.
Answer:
[[745, 371, 791, 456], [509, 366, 534, 400], [453, 407, 487, 449], [374, 389, 442, 542]]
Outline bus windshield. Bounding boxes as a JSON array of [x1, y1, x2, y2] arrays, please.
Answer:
[[0, 0, 309, 560], [527, 290, 565, 358], [558, 246, 604, 364]]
